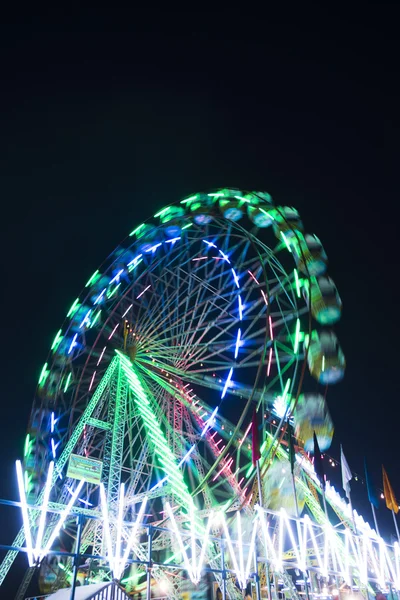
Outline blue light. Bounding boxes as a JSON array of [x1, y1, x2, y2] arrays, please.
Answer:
[[178, 445, 196, 466], [94, 288, 107, 305], [51, 438, 56, 459], [79, 308, 92, 329], [221, 368, 233, 399], [68, 333, 78, 355], [110, 269, 124, 284], [203, 240, 217, 248], [234, 329, 242, 359], [238, 295, 244, 321], [145, 242, 162, 253], [165, 237, 181, 244], [201, 406, 219, 437], [231, 268, 240, 288], [219, 249, 230, 263], [51, 412, 55, 433], [127, 253, 143, 267]]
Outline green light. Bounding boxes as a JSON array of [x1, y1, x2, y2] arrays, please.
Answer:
[[293, 319, 301, 354], [154, 206, 170, 218], [260, 441, 267, 454], [38, 363, 48, 386], [208, 192, 224, 197], [63, 372, 72, 393], [246, 463, 255, 478], [51, 330, 63, 351], [90, 310, 101, 328], [280, 231, 292, 253], [181, 195, 197, 204], [85, 270, 99, 287], [294, 269, 301, 298], [129, 223, 145, 237], [67, 298, 80, 318], [282, 378, 291, 404], [24, 434, 30, 457], [107, 282, 121, 299], [182, 222, 192, 230], [128, 258, 142, 273], [117, 351, 194, 512], [259, 207, 275, 221]]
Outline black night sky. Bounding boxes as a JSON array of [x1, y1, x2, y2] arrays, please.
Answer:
[[0, 8, 399, 596]]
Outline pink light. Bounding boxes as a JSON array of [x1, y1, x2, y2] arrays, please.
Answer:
[[97, 346, 107, 366], [210, 431, 217, 440], [238, 422, 252, 447], [212, 457, 233, 481], [261, 290, 268, 305], [192, 257, 207, 261], [89, 371, 97, 391], [248, 270, 260, 284], [267, 347, 273, 376], [215, 439, 222, 447], [136, 284, 151, 299], [108, 324, 119, 340], [269, 316, 274, 340], [238, 477, 244, 487], [122, 304, 133, 318]]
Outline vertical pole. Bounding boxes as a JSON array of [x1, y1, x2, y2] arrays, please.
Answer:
[[70, 514, 83, 600], [256, 461, 263, 507], [291, 472, 299, 520], [392, 510, 400, 545], [254, 544, 261, 600], [348, 495, 357, 534], [146, 526, 152, 600], [266, 561, 272, 600], [371, 503, 380, 537], [291, 473, 310, 600], [221, 539, 227, 600], [322, 490, 328, 518]]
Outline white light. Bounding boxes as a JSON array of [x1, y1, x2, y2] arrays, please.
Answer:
[[220, 511, 246, 589], [273, 395, 287, 419], [238, 295, 244, 320], [122, 304, 133, 318], [234, 328, 242, 359], [159, 579, 170, 593], [100, 484, 114, 573], [231, 268, 240, 288], [35, 461, 54, 561], [219, 249, 230, 263], [166, 502, 194, 581], [116, 495, 148, 579], [40, 479, 84, 561], [115, 483, 125, 579], [200, 406, 218, 437], [16, 460, 35, 567], [221, 368, 233, 399]]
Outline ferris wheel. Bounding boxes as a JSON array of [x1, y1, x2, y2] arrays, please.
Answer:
[[1, 188, 347, 598]]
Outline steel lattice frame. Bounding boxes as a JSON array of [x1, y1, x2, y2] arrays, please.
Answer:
[[0, 188, 349, 599]]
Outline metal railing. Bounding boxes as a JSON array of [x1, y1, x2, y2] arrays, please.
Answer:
[[24, 581, 130, 600]]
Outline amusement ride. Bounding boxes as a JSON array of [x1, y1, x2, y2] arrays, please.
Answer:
[[0, 188, 396, 600]]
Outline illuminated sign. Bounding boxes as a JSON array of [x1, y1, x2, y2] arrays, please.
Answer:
[[67, 454, 103, 484]]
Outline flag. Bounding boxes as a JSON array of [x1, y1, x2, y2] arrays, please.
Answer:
[[252, 409, 261, 466], [288, 423, 296, 475], [313, 432, 325, 490], [383, 466, 399, 514], [340, 445, 352, 499], [364, 458, 379, 508]]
